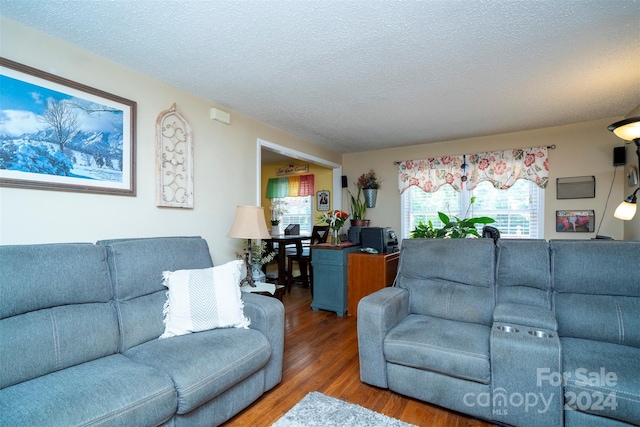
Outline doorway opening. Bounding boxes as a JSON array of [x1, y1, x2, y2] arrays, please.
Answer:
[[257, 138, 342, 210]]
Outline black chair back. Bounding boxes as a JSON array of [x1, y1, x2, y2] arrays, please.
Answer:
[[482, 226, 501, 244], [311, 225, 330, 244]]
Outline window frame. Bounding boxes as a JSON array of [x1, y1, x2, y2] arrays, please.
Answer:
[[400, 180, 544, 240], [273, 196, 313, 234]]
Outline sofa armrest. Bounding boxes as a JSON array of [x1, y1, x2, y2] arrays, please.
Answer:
[[241, 293, 284, 391], [357, 287, 409, 388], [490, 320, 562, 427], [493, 303, 557, 331]]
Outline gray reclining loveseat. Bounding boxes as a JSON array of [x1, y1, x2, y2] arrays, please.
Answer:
[[358, 238, 639, 426], [0, 236, 284, 426]]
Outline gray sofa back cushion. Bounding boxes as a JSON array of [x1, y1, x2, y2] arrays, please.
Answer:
[[0, 243, 118, 389], [396, 238, 496, 325], [496, 239, 551, 308], [551, 240, 640, 347], [99, 236, 213, 352]]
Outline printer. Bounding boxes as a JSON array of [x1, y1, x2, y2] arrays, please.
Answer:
[[359, 227, 399, 253]]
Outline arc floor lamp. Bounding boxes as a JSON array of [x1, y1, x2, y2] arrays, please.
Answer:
[[608, 116, 640, 220]]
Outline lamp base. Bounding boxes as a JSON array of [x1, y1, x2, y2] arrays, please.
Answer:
[[240, 273, 256, 287], [240, 239, 257, 287]]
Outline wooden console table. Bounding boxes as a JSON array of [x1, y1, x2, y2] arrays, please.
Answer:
[[348, 251, 400, 317]]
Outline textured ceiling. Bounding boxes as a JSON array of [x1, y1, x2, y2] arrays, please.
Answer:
[[2, 0, 639, 154]]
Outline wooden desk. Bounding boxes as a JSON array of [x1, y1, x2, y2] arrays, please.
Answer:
[[348, 251, 400, 317], [265, 234, 309, 287]]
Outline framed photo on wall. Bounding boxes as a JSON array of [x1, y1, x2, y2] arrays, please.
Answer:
[[556, 210, 595, 232], [0, 58, 136, 195], [317, 190, 330, 211]]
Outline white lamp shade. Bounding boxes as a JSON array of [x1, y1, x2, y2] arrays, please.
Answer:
[[227, 205, 271, 239], [608, 117, 640, 142], [613, 201, 637, 221]]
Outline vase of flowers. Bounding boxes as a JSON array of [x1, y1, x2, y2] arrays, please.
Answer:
[[357, 169, 382, 208], [320, 210, 349, 246]]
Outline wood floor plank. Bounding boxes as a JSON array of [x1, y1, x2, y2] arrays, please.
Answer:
[[223, 285, 494, 426]]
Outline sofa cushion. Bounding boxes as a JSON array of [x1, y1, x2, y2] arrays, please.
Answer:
[[396, 239, 495, 325], [0, 243, 118, 389], [551, 241, 640, 297], [125, 327, 271, 414], [160, 260, 249, 338], [384, 314, 491, 384], [0, 303, 119, 390], [552, 241, 640, 348], [555, 293, 640, 347], [561, 337, 640, 425], [99, 236, 214, 351], [0, 243, 112, 319], [496, 239, 552, 308], [0, 354, 177, 427]]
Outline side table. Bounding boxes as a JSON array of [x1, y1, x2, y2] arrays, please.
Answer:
[[347, 251, 399, 317], [240, 282, 285, 302]]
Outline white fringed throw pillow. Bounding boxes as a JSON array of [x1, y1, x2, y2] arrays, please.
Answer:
[[160, 260, 250, 339]]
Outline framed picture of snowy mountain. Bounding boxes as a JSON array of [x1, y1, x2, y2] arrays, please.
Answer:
[[0, 58, 136, 195]]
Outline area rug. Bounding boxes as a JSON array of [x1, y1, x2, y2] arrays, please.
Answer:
[[271, 392, 417, 427]]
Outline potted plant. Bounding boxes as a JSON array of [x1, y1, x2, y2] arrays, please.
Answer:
[[357, 169, 382, 208], [237, 240, 276, 282], [348, 188, 369, 226], [269, 199, 287, 235], [410, 197, 496, 238]]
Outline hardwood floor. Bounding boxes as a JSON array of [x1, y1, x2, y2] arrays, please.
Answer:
[[224, 285, 494, 427]]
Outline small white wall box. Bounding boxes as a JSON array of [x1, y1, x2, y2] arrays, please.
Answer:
[[210, 108, 230, 124]]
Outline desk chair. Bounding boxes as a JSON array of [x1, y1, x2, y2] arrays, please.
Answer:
[[286, 225, 329, 293]]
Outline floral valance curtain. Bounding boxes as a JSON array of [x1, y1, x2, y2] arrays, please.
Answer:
[[266, 174, 314, 198], [397, 146, 548, 194]]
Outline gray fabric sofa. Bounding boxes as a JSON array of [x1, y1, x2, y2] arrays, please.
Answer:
[[358, 238, 639, 427], [0, 236, 284, 427]]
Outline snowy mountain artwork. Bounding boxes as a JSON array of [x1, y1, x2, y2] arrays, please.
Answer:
[[0, 58, 136, 195]]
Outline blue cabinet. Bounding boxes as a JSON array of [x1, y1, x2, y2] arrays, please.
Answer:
[[310, 244, 360, 316]]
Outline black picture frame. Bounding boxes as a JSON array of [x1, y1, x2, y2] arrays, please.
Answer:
[[556, 210, 595, 232], [317, 190, 330, 211]]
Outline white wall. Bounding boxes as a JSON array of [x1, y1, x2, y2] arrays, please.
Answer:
[[2, 17, 637, 256], [342, 119, 633, 241], [0, 18, 341, 263]]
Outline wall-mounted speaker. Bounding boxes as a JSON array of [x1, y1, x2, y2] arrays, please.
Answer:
[[341, 175, 348, 188], [613, 146, 626, 166]]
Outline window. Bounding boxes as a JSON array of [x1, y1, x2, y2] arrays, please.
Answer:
[[401, 180, 544, 239], [274, 196, 313, 234]]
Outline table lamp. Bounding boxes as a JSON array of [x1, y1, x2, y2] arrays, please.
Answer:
[[227, 205, 271, 287]]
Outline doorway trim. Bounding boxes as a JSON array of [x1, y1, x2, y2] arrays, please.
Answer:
[[257, 138, 342, 209]]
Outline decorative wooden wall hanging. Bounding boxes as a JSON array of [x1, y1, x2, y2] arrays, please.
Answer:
[[156, 103, 194, 208], [276, 163, 309, 176]]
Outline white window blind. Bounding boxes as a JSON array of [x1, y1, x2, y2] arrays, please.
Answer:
[[401, 180, 543, 239]]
